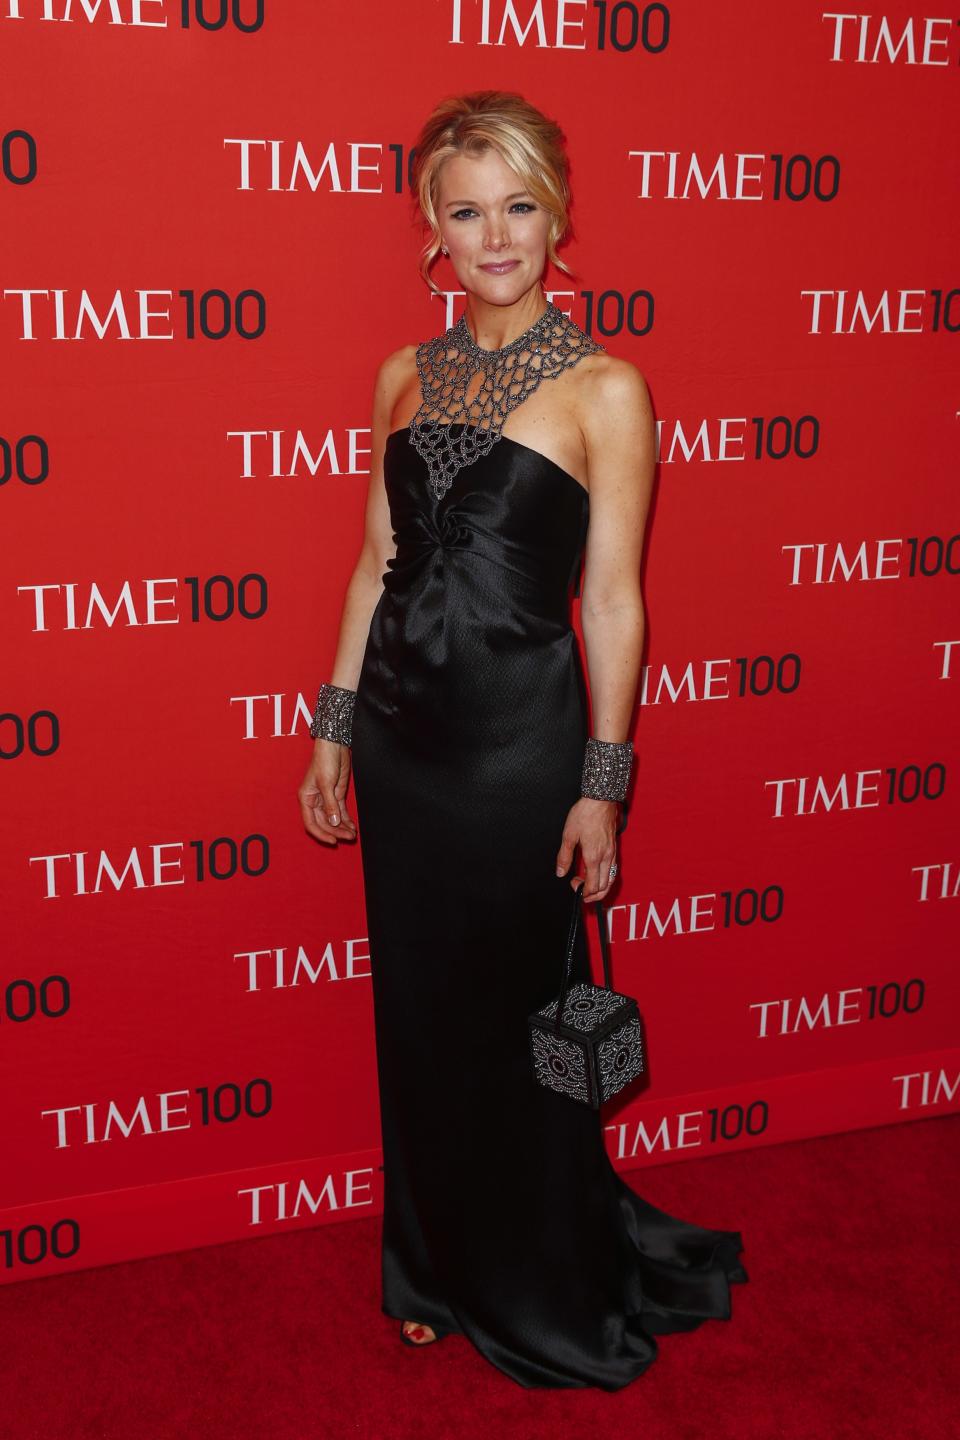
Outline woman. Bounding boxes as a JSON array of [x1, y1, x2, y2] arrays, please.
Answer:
[[298, 90, 747, 1390]]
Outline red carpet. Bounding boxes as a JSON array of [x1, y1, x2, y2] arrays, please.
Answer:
[[3, 1114, 957, 1440]]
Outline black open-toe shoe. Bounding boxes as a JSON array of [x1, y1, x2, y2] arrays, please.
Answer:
[[399, 1320, 451, 1347]]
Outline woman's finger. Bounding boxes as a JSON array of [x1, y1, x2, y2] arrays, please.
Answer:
[[299, 792, 339, 844], [580, 863, 601, 899], [581, 850, 617, 900], [334, 805, 357, 837], [298, 775, 351, 845]]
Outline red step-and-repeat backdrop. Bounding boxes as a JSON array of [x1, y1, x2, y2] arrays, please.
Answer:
[[3, 1, 958, 1285]]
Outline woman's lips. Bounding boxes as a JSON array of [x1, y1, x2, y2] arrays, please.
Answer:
[[479, 260, 520, 274]]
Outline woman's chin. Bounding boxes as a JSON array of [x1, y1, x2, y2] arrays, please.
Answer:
[[467, 272, 536, 303]]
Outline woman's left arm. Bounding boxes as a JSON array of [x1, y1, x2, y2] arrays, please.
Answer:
[[555, 356, 655, 901]]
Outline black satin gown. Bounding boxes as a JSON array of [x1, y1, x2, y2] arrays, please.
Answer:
[[349, 422, 748, 1390]]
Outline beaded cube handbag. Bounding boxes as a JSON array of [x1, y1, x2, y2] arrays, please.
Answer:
[[528, 879, 645, 1109]]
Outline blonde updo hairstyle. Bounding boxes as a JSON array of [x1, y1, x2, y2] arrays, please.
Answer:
[[411, 89, 576, 297]]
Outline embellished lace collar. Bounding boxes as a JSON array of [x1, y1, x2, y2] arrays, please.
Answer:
[[408, 302, 605, 500]]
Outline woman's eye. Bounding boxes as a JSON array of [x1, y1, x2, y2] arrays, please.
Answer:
[[450, 202, 536, 221]]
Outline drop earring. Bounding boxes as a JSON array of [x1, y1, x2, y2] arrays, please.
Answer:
[[441, 244, 448, 256]]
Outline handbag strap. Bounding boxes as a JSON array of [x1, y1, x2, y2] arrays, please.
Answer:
[[554, 879, 613, 1027]]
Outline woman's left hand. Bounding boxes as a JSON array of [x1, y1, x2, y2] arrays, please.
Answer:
[[555, 797, 621, 901]]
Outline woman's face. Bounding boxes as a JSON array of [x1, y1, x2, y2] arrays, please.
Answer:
[[435, 148, 551, 306]]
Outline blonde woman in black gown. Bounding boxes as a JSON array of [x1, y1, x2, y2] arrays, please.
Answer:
[[299, 90, 747, 1390]]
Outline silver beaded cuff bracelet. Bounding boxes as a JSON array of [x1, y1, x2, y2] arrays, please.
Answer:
[[580, 736, 634, 802], [309, 682, 356, 745]]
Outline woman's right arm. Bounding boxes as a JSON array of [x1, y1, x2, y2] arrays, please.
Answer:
[[298, 345, 415, 847]]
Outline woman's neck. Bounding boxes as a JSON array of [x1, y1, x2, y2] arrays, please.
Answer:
[[461, 289, 549, 352]]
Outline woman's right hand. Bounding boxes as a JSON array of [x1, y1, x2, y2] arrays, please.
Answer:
[[298, 739, 358, 846]]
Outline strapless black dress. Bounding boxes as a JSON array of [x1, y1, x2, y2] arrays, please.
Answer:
[[349, 422, 748, 1390]]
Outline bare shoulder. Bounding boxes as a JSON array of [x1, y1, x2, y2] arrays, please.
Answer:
[[372, 343, 419, 428], [571, 352, 655, 507], [575, 351, 653, 437], [374, 342, 418, 391]]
